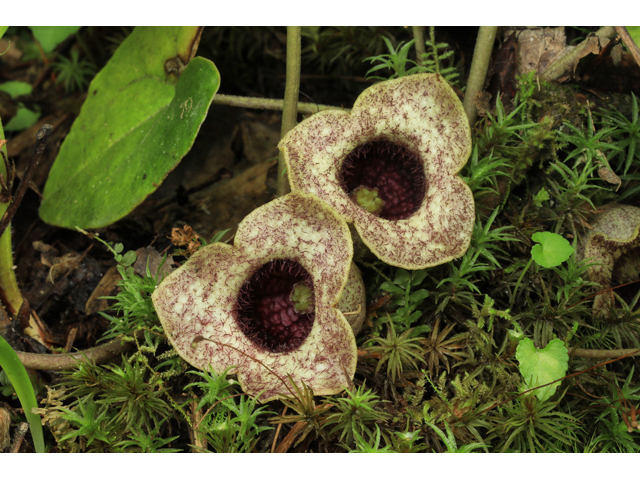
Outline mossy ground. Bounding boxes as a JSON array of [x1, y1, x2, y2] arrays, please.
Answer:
[[1, 27, 640, 452]]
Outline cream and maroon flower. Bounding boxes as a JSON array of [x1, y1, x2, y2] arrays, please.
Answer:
[[152, 191, 363, 402], [578, 203, 640, 316], [279, 73, 475, 269]]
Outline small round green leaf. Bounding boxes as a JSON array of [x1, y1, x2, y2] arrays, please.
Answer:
[[531, 231, 574, 268], [516, 337, 568, 402], [39, 27, 220, 229]]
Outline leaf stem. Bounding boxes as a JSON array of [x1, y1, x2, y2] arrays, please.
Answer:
[[278, 26, 301, 197], [0, 124, 53, 240], [0, 120, 23, 315]]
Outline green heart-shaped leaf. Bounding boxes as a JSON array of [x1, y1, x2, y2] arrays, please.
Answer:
[[40, 26, 219, 229], [516, 337, 568, 402], [531, 231, 574, 268]]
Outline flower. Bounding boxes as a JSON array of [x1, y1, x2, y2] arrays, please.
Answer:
[[151, 191, 363, 401], [279, 73, 474, 269], [578, 203, 640, 315]]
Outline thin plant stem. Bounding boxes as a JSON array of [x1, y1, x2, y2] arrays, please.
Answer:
[[464, 26, 498, 128], [412, 26, 426, 66], [0, 120, 23, 315], [428, 26, 439, 73], [511, 257, 534, 308], [278, 26, 301, 197]]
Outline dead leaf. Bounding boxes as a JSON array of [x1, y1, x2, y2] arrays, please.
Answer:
[[488, 32, 518, 101], [134, 247, 176, 279], [169, 225, 201, 255], [598, 166, 622, 191], [0, 408, 10, 452], [84, 266, 122, 315], [504, 27, 567, 76]]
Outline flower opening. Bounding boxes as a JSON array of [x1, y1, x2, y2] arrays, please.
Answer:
[[236, 259, 315, 353], [279, 73, 474, 270], [151, 191, 361, 402], [341, 139, 426, 220]]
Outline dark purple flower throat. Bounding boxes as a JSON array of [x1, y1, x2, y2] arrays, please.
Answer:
[[339, 139, 426, 220], [235, 259, 315, 353]]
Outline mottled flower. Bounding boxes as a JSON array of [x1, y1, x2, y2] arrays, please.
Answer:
[[152, 192, 364, 401], [279, 73, 474, 269], [578, 203, 640, 315]]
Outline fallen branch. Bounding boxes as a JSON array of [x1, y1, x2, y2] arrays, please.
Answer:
[[540, 26, 616, 82], [15, 333, 142, 370], [570, 347, 640, 359]]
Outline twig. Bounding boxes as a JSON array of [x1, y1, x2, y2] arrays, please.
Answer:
[[212, 94, 347, 114], [14, 332, 142, 370], [614, 26, 640, 68], [570, 347, 640, 359], [540, 26, 616, 82], [464, 26, 498, 128], [277, 26, 301, 197], [9, 422, 29, 453], [0, 124, 53, 240]]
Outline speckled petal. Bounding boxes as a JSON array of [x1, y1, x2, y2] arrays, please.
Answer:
[[337, 262, 366, 335], [152, 191, 358, 402], [279, 73, 474, 269]]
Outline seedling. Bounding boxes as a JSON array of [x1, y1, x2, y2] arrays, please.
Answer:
[[531, 232, 574, 268], [516, 338, 569, 402], [512, 232, 574, 304]]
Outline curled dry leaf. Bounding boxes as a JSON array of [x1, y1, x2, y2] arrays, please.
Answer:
[[578, 203, 640, 315], [152, 191, 363, 401], [279, 73, 475, 269]]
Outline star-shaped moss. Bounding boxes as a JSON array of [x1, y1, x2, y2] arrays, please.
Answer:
[[152, 192, 362, 401], [279, 73, 475, 269]]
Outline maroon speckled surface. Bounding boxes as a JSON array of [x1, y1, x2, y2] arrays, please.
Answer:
[[279, 73, 475, 269], [152, 192, 360, 402]]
